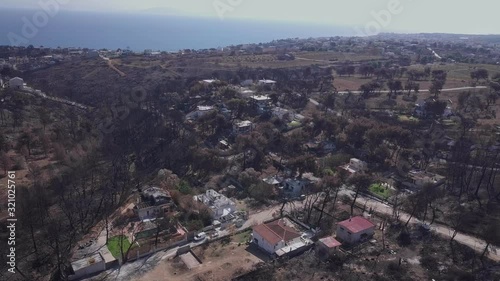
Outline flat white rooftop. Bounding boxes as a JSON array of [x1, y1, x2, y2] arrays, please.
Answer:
[[197, 105, 214, 111], [275, 240, 309, 257], [250, 95, 271, 101]]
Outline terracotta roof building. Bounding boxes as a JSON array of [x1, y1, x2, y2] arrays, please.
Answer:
[[336, 216, 375, 244], [316, 236, 342, 258], [252, 219, 302, 254]]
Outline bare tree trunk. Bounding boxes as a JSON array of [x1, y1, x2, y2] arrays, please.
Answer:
[[381, 220, 386, 249], [279, 200, 287, 217], [105, 215, 110, 245], [422, 204, 428, 223], [430, 205, 437, 224], [317, 193, 330, 226], [29, 223, 38, 255], [405, 197, 421, 228], [475, 165, 488, 197], [481, 243, 490, 260], [450, 229, 458, 242], [350, 188, 360, 217], [331, 187, 340, 211]]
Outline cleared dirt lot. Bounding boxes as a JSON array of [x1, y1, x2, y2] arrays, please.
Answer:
[[137, 240, 266, 281]]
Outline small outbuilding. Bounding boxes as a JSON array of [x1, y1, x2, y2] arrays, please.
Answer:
[[316, 236, 342, 258], [8, 77, 25, 90], [69, 252, 106, 280]]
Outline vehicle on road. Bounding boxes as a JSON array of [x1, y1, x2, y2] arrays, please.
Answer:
[[194, 232, 207, 241]]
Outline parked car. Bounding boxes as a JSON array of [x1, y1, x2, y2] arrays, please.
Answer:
[[194, 232, 207, 241]]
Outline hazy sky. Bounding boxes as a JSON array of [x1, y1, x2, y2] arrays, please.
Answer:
[[2, 0, 499, 34]]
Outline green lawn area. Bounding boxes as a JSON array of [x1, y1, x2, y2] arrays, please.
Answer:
[[369, 183, 392, 200], [232, 230, 252, 244], [107, 235, 131, 259]]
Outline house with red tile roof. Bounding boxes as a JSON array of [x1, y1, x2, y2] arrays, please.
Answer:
[[336, 216, 375, 244], [316, 236, 342, 258], [252, 219, 302, 254]]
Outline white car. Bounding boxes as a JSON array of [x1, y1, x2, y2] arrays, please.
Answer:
[[194, 232, 207, 241]]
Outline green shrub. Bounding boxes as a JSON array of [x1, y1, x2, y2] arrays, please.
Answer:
[[177, 180, 192, 195]]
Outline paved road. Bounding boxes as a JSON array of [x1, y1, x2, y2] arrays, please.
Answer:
[[338, 189, 500, 262], [334, 86, 487, 95]]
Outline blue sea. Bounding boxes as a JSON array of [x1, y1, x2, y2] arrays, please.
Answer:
[[0, 9, 353, 51]]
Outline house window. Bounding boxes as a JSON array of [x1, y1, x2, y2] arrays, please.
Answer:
[[347, 232, 352, 235], [340, 227, 345, 231]]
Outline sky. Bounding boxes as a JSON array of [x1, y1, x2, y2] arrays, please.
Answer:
[[1, 0, 500, 35]]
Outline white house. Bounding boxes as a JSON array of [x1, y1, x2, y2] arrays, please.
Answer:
[[281, 178, 310, 197], [250, 95, 271, 106], [194, 189, 236, 219], [8, 77, 25, 90], [239, 88, 255, 96], [263, 175, 282, 187], [186, 105, 215, 120], [200, 79, 218, 85], [133, 187, 174, 221], [233, 120, 254, 134], [404, 170, 446, 190], [336, 216, 375, 244], [250, 95, 272, 113], [252, 219, 302, 254], [272, 107, 290, 120], [258, 79, 277, 86], [341, 158, 368, 174]]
